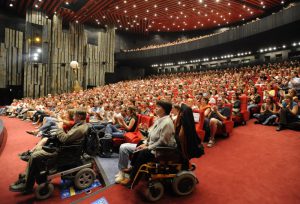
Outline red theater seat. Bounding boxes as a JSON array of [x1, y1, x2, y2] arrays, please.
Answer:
[[193, 110, 205, 141], [232, 94, 250, 125], [217, 104, 234, 137], [123, 114, 154, 144]]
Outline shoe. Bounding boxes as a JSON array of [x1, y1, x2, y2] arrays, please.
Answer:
[[20, 155, 30, 162], [207, 139, 215, 148], [276, 125, 284, 131], [26, 131, 37, 135], [115, 172, 125, 184], [18, 150, 31, 157], [115, 171, 122, 178], [9, 182, 27, 192], [11, 176, 25, 186]]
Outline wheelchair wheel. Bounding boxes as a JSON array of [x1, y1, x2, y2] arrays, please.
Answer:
[[172, 172, 197, 196], [74, 168, 96, 190], [35, 183, 54, 200], [144, 181, 164, 202]]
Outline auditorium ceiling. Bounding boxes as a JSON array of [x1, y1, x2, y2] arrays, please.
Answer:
[[1, 0, 288, 32]]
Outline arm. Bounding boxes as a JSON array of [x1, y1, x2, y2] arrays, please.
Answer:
[[120, 117, 136, 131], [56, 124, 87, 144]]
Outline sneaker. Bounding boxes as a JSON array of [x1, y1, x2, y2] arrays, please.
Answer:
[[207, 139, 215, 148], [115, 172, 125, 184]]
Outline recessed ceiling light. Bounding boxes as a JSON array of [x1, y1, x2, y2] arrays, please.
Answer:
[[9, 3, 13, 7], [65, 2, 69, 5], [35, 4, 38, 8], [115, 6, 119, 9], [133, 4, 136, 8]]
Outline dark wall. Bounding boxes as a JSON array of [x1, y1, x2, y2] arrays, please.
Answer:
[[0, 9, 25, 42], [115, 28, 227, 52], [105, 66, 146, 84]]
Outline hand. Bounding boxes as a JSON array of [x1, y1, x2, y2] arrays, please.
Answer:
[[136, 144, 147, 150], [278, 103, 283, 109], [57, 122, 64, 129], [286, 104, 290, 109], [212, 106, 218, 112]]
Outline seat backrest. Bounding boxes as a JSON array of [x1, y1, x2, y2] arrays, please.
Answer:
[[193, 109, 205, 130], [239, 94, 248, 112], [139, 115, 154, 128]]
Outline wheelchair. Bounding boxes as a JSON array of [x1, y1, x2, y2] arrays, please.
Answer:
[[131, 147, 198, 202], [33, 136, 98, 200]]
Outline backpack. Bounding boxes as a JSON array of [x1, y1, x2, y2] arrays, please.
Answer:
[[83, 125, 100, 156]]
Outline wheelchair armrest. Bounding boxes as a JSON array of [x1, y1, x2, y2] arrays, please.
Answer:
[[154, 147, 182, 162]]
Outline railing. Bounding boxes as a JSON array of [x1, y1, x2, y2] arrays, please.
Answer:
[[116, 3, 300, 60]]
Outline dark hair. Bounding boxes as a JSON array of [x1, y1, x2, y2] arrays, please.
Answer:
[[173, 105, 181, 111], [127, 106, 137, 116], [75, 109, 87, 120], [157, 100, 173, 115]]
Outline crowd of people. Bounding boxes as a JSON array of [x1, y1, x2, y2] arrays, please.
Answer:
[[1, 60, 300, 192], [124, 32, 223, 52]]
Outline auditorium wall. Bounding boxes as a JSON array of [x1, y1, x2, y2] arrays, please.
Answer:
[[0, 9, 115, 99]]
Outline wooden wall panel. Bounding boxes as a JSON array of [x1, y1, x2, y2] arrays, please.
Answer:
[[0, 43, 7, 88], [1, 9, 115, 98]]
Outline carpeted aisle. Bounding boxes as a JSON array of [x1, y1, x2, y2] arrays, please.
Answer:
[[0, 116, 300, 204], [0, 116, 98, 204]]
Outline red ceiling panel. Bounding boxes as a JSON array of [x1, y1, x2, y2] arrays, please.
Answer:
[[4, 0, 287, 33]]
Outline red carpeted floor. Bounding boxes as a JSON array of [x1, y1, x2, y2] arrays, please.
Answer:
[[0, 116, 300, 204]]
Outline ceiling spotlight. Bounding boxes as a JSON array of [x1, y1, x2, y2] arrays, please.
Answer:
[[33, 53, 39, 57], [115, 6, 119, 9], [37, 48, 42, 53], [65, 2, 69, 5], [75, 20, 78, 23], [281, 1, 284, 4], [33, 56, 38, 61], [273, 47, 277, 50], [199, 0, 203, 3], [264, 48, 268, 52], [282, 45, 286, 48], [35, 4, 38, 8]]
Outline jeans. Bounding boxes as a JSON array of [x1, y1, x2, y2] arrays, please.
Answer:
[[39, 117, 58, 133], [262, 115, 277, 125], [105, 124, 125, 138], [247, 104, 258, 112], [118, 143, 137, 170]]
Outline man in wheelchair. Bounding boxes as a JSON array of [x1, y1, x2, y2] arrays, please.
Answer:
[[118, 102, 204, 201], [119, 100, 177, 186], [9, 110, 89, 194]]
